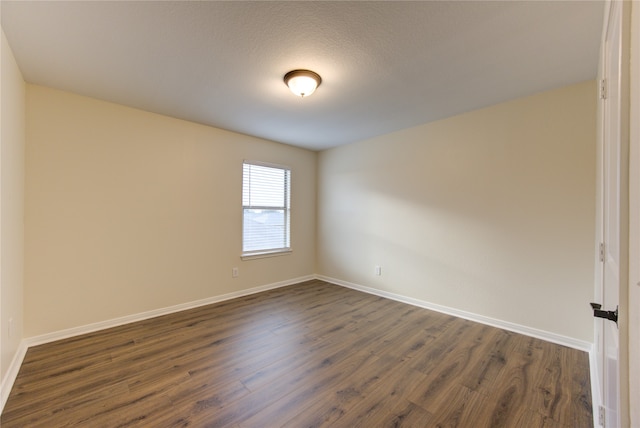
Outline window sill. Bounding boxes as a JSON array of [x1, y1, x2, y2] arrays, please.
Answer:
[[241, 249, 292, 261]]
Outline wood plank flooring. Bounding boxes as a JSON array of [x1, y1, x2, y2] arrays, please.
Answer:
[[1, 280, 592, 427]]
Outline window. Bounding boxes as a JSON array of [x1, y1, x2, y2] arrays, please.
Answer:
[[242, 161, 291, 257]]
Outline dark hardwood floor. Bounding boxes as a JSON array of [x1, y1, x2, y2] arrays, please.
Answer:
[[1, 280, 592, 427]]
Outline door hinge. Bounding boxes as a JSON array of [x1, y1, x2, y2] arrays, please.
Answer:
[[599, 242, 605, 262], [600, 79, 607, 100], [599, 405, 605, 426]]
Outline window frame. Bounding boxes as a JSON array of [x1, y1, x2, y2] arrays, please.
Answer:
[[241, 160, 292, 259]]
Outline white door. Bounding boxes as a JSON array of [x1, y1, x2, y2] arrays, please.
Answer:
[[597, 1, 626, 426]]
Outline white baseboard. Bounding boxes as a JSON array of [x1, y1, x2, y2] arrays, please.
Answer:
[[1, 340, 28, 412], [26, 275, 315, 348], [317, 275, 600, 425], [316, 275, 592, 352], [0, 275, 314, 414], [2, 274, 595, 417]]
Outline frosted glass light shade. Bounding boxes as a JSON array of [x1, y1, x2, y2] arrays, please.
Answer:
[[284, 70, 322, 97]]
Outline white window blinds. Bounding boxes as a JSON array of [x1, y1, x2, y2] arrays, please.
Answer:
[[242, 161, 291, 255]]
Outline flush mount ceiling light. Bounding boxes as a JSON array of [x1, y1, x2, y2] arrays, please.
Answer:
[[284, 69, 322, 98]]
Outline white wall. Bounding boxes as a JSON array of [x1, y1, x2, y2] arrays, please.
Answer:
[[317, 80, 597, 342], [0, 29, 25, 395], [24, 85, 316, 337]]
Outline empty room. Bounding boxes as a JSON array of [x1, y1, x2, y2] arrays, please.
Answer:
[[1, 1, 638, 427]]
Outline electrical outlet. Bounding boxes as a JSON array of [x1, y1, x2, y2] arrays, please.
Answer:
[[8, 317, 13, 339], [375, 266, 382, 276], [232, 267, 239, 278]]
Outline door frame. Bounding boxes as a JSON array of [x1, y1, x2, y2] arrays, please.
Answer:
[[594, 1, 632, 426], [628, 2, 639, 426]]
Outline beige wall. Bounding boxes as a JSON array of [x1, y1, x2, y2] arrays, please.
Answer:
[[1, 30, 26, 385], [317, 80, 597, 342], [24, 85, 316, 337], [21, 80, 597, 343]]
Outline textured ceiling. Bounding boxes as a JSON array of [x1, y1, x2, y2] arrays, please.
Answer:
[[1, 1, 604, 151]]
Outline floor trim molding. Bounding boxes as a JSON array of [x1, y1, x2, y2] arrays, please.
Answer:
[[0, 275, 314, 415], [317, 275, 599, 424], [25, 275, 315, 348], [2, 274, 596, 417], [0, 340, 28, 412], [317, 275, 592, 352]]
